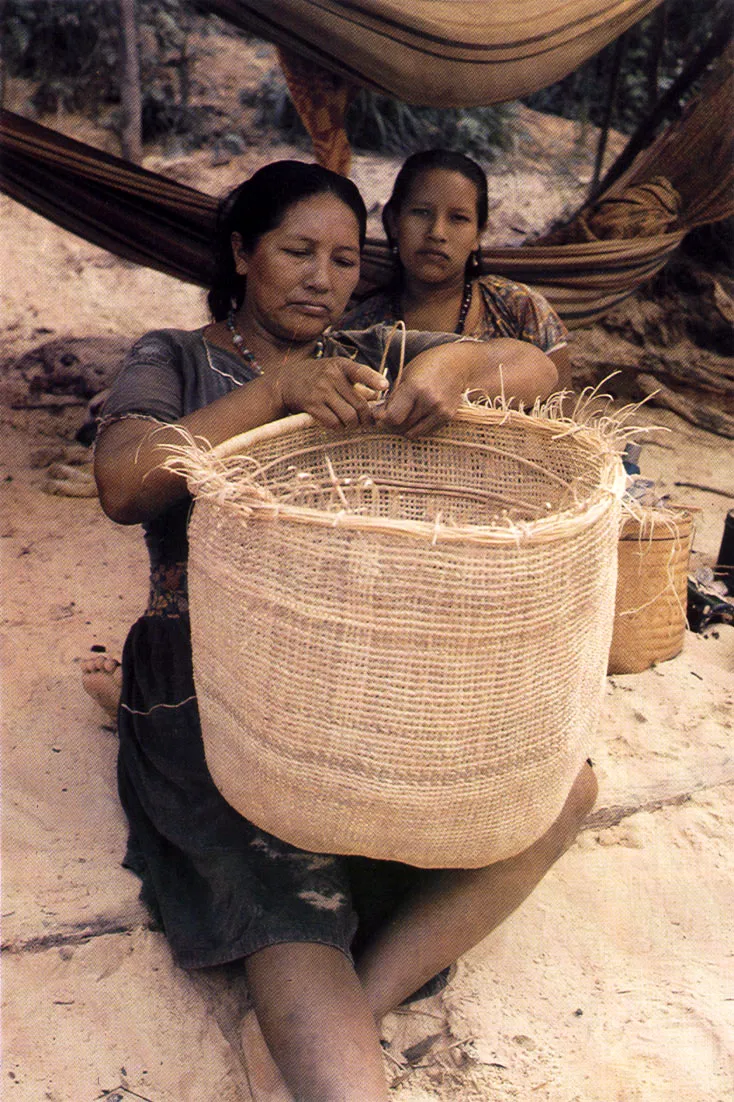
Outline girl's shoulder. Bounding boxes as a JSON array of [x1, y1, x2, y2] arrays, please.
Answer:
[[471, 275, 567, 348], [341, 290, 396, 329], [474, 274, 563, 325], [475, 272, 536, 301]]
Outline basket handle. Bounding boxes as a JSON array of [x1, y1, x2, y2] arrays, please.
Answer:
[[212, 412, 316, 460]]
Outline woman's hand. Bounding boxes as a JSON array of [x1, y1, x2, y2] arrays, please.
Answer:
[[376, 338, 558, 437], [95, 357, 389, 526], [272, 356, 389, 430], [374, 347, 469, 437]]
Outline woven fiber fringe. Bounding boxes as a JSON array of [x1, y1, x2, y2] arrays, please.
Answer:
[[608, 508, 693, 676], [183, 406, 625, 868]]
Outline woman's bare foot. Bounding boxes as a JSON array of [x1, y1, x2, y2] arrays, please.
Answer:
[[81, 653, 122, 721]]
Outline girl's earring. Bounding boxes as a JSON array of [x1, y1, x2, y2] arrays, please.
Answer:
[[471, 249, 482, 275], [390, 241, 399, 259]]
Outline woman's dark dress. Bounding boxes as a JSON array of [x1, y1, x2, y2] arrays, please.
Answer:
[[103, 324, 458, 979]]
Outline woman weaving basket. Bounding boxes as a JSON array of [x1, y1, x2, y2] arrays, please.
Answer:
[[89, 160, 597, 1101]]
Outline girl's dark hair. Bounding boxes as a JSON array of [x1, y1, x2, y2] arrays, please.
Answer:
[[382, 149, 489, 244], [208, 160, 368, 321]]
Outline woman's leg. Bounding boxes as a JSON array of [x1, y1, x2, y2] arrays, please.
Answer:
[[244, 942, 390, 1102], [357, 761, 598, 1019]]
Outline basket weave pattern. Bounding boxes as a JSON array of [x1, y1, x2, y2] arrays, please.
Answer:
[[186, 408, 624, 868], [608, 510, 692, 675]]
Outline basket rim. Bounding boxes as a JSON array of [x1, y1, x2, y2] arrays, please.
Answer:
[[618, 506, 693, 541], [211, 406, 608, 462], [187, 406, 627, 547]]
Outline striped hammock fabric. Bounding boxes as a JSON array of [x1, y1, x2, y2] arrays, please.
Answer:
[[0, 105, 702, 328], [1, 21, 730, 327], [360, 234, 686, 328], [199, 1, 664, 106]]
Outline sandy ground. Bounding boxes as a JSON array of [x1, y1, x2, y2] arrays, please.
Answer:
[[2, 114, 734, 1099]]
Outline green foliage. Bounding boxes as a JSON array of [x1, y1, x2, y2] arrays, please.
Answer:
[[3, 0, 726, 155], [347, 91, 512, 159], [2, 0, 205, 141], [523, 0, 725, 133], [3, 0, 120, 113], [253, 77, 512, 160]]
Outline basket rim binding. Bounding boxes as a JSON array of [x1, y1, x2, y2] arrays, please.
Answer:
[[164, 405, 628, 548]]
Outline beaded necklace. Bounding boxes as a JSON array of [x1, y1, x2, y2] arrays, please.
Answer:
[[226, 308, 325, 373], [394, 280, 473, 335]]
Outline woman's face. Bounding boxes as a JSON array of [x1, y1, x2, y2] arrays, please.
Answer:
[[388, 168, 482, 287], [234, 193, 362, 343]]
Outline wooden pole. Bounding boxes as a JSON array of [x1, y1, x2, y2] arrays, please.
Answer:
[[589, 32, 628, 197], [119, 0, 142, 163]]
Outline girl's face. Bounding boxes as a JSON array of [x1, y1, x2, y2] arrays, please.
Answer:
[[388, 168, 482, 287], [233, 193, 361, 343]]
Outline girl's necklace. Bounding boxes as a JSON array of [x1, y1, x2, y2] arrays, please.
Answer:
[[395, 280, 473, 335], [454, 280, 474, 335], [226, 308, 325, 373]]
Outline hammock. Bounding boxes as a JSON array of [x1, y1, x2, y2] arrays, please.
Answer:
[[362, 234, 685, 327], [1, 8, 731, 327], [0, 109, 218, 287], [0, 100, 709, 328], [196, 1, 664, 106]]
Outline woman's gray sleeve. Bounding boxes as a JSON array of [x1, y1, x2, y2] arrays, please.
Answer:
[[329, 324, 462, 380], [101, 330, 185, 424]]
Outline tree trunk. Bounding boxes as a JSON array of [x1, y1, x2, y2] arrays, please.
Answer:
[[119, 0, 142, 163]]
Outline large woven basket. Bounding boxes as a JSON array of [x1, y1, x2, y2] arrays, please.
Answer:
[[608, 508, 692, 675], [183, 406, 625, 868]]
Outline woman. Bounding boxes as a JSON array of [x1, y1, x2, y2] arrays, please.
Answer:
[[344, 148, 574, 393], [90, 160, 595, 1101]]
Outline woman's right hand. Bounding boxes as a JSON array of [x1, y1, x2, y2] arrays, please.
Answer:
[[273, 356, 389, 430], [95, 358, 388, 525]]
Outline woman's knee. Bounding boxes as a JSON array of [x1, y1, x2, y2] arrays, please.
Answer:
[[563, 761, 598, 831], [538, 761, 598, 862]]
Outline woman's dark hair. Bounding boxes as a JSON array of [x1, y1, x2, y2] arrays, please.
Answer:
[[208, 160, 368, 321], [382, 149, 489, 244]]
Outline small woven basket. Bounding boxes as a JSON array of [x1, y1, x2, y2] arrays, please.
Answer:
[[608, 508, 692, 675], [182, 405, 625, 868]]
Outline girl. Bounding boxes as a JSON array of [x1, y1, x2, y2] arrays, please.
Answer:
[[344, 148, 574, 393]]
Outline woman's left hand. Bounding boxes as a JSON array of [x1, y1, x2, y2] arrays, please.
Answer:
[[374, 346, 468, 437], [375, 338, 558, 437]]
